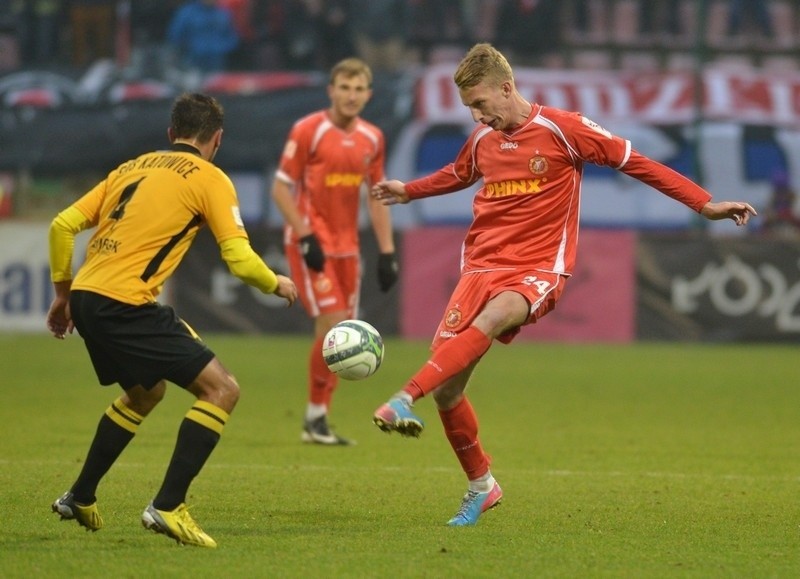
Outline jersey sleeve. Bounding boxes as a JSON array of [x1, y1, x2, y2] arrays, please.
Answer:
[[553, 109, 631, 168], [555, 110, 711, 212], [220, 237, 278, 294], [406, 128, 483, 199], [73, 179, 108, 225], [406, 165, 474, 199], [620, 150, 712, 212], [49, 174, 110, 282], [202, 169, 249, 243], [367, 130, 386, 187], [276, 120, 311, 185], [49, 205, 93, 282]]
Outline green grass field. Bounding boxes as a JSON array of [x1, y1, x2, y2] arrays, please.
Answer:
[[2, 333, 799, 578]]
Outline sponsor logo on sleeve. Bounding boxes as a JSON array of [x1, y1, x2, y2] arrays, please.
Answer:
[[283, 139, 297, 159], [231, 206, 244, 227], [581, 116, 612, 138]]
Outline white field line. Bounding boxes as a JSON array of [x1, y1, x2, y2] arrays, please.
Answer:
[[2, 459, 799, 482]]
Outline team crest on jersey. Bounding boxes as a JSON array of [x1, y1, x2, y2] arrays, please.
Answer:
[[314, 276, 333, 293], [529, 155, 548, 175], [445, 308, 462, 328], [581, 116, 612, 138]]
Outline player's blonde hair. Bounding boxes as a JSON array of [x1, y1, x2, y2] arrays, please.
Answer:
[[454, 43, 513, 90], [329, 57, 373, 86]]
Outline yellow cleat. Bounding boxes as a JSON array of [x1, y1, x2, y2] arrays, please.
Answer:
[[141, 503, 217, 548], [52, 492, 104, 531]]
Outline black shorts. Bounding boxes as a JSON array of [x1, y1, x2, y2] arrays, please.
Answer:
[[69, 290, 215, 390]]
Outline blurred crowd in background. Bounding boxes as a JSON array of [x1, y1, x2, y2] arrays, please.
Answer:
[[2, 1, 800, 340], [1, 0, 799, 77]]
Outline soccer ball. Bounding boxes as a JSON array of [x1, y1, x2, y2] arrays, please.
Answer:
[[322, 320, 384, 381]]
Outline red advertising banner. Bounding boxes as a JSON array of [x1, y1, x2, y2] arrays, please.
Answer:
[[415, 64, 800, 127], [401, 228, 636, 343]]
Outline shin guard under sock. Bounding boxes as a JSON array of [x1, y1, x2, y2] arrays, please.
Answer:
[[439, 396, 490, 481], [309, 335, 337, 407], [404, 326, 491, 400], [152, 401, 228, 511], [71, 397, 142, 503]]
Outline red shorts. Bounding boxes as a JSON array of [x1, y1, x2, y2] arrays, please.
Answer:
[[285, 243, 361, 318], [431, 269, 567, 350]]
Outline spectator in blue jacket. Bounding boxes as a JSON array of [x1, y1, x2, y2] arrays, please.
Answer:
[[167, 0, 240, 72]]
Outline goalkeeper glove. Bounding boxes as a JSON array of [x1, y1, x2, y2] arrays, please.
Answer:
[[299, 234, 325, 272], [377, 252, 399, 292]]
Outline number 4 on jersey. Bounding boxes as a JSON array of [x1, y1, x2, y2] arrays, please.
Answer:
[[110, 177, 145, 221]]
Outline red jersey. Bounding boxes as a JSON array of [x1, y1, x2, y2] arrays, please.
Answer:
[[406, 104, 711, 276], [276, 110, 385, 255]]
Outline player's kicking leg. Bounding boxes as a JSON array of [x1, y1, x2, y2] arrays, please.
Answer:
[[373, 394, 424, 437]]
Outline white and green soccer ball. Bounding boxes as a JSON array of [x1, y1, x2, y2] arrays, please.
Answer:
[[322, 320, 384, 381]]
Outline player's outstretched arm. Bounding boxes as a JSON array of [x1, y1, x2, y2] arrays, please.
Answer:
[[220, 237, 296, 306], [371, 180, 409, 205], [700, 201, 758, 226]]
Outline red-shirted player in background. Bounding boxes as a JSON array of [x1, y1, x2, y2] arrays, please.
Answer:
[[272, 58, 398, 446], [371, 43, 757, 526]]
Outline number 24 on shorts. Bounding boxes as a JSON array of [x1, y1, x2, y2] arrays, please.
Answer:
[[521, 275, 551, 295]]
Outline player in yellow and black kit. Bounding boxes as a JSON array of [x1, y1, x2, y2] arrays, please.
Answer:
[[46, 93, 297, 548]]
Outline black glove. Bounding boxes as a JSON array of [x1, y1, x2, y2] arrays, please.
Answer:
[[299, 233, 325, 272], [377, 252, 399, 292]]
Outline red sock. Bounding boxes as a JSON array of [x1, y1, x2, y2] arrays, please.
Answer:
[[404, 326, 491, 400], [439, 396, 490, 480], [309, 335, 337, 407]]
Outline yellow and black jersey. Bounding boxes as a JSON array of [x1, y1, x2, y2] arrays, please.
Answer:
[[71, 144, 247, 305]]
